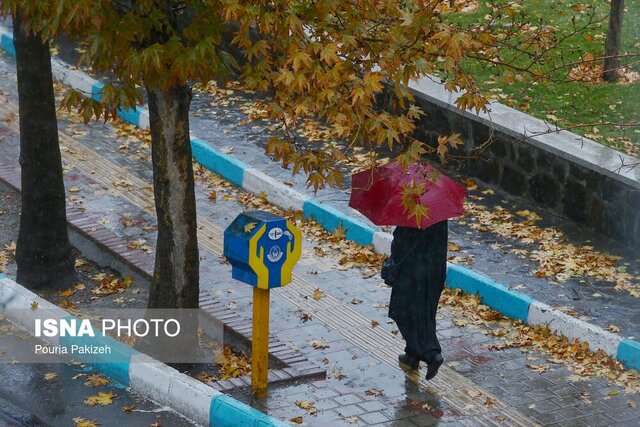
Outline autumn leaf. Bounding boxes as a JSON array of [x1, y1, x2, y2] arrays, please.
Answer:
[[44, 372, 58, 381], [310, 340, 330, 350], [289, 416, 304, 424], [84, 374, 110, 387], [312, 288, 325, 300], [244, 222, 257, 233], [30, 301, 38, 311], [73, 417, 100, 427], [295, 400, 318, 416], [208, 191, 217, 201], [121, 405, 136, 413], [365, 388, 384, 397], [84, 392, 115, 406], [59, 288, 77, 298]]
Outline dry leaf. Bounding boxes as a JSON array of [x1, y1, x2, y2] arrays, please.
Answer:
[[371, 320, 379, 328], [44, 372, 58, 381], [30, 301, 38, 311], [244, 222, 258, 233], [606, 324, 620, 333], [73, 417, 100, 427], [289, 416, 304, 424], [84, 374, 110, 387], [59, 288, 76, 298], [310, 340, 330, 350], [344, 416, 358, 424], [295, 400, 318, 416], [84, 392, 115, 406], [208, 191, 217, 201], [121, 405, 136, 413], [365, 388, 383, 397], [312, 288, 325, 300]]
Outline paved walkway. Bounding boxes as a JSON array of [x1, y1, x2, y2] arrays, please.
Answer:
[[1, 51, 640, 426]]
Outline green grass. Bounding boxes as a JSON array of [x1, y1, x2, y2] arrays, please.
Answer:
[[445, 0, 639, 156]]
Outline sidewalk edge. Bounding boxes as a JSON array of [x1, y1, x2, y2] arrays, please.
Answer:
[[0, 273, 287, 426]]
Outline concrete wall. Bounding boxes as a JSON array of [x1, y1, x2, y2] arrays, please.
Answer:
[[407, 77, 640, 249]]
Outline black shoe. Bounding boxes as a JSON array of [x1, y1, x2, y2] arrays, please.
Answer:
[[425, 353, 443, 380], [398, 353, 419, 370]]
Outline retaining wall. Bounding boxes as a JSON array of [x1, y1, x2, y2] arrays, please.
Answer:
[[408, 78, 640, 249]]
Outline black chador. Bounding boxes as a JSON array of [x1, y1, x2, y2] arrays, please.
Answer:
[[385, 220, 448, 380]]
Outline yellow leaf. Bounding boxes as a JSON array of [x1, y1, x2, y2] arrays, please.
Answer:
[[208, 191, 217, 201], [312, 288, 325, 300], [84, 392, 115, 406], [608, 390, 619, 396], [121, 405, 136, 413], [73, 417, 100, 427], [244, 222, 257, 233], [59, 288, 76, 298], [310, 340, 330, 350], [84, 374, 110, 387], [365, 388, 384, 397], [44, 372, 58, 381], [30, 301, 38, 311], [295, 400, 318, 415]]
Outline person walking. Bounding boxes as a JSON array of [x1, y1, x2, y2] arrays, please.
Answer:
[[348, 162, 465, 381], [383, 220, 448, 380]]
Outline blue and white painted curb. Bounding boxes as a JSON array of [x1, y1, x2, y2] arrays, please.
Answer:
[[1, 27, 639, 374], [0, 274, 287, 427]]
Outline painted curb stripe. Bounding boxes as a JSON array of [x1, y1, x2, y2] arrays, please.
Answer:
[[0, 33, 15, 57], [617, 340, 640, 371], [59, 316, 137, 386], [191, 138, 246, 187], [210, 394, 288, 427], [302, 199, 375, 246], [446, 263, 533, 323]]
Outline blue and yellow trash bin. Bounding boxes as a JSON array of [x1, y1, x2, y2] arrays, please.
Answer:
[[223, 211, 302, 397]]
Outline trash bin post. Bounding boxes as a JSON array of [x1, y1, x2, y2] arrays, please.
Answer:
[[223, 211, 301, 398]]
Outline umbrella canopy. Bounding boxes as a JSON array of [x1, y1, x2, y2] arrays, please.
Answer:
[[349, 162, 466, 228]]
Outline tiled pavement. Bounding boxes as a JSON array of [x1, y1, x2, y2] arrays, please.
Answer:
[[1, 52, 639, 426]]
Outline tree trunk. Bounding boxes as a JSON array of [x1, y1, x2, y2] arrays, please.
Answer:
[[146, 84, 199, 310], [603, 0, 625, 83], [13, 13, 75, 289]]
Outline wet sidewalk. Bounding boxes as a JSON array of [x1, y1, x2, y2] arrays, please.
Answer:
[[1, 49, 640, 426]]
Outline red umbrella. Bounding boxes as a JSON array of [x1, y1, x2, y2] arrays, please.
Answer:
[[349, 162, 466, 228]]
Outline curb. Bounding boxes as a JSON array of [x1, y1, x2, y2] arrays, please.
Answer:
[[1, 28, 638, 374], [0, 274, 287, 427]]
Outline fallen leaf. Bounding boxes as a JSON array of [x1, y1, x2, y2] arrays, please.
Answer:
[[310, 340, 330, 350], [350, 298, 363, 305], [295, 400, 318, 415], [606, 324, 620, 333], [30, 301, 38, 311], [289, 416, 304, 424], [84, 392, 115, 406], [608, 390, 619, 396], [244, 222, 258, 233], [208, 191, 217, 201], [121, 405, 136, 413], [59, 288, 76, 298], [344, 416, 358, 424], [84, 374, 110, 387], [221, 146, 235, 154], [312, 288, 325, 300], [371, 320, 379, 328], [365, 388, 383, 397], [44, 372, 58, 381], [73, 417, 100, 427]]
